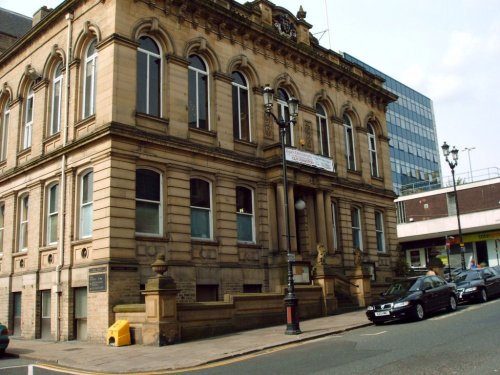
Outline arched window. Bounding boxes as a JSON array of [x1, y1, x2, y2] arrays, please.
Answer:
[[46, 183, 59, 245], [236, 186, 254, 243], [316, 103, 329, 156], [0, 203, 4, 256], [277, 88, 293, 146], [351, 206, 362, 250], [375, 211, 385, 252], [135, 169, 162, 236], [83, 39, 97, 118], [0, 100, 10, 160], [190, 178, 212, 239], [331, 202, 338, 251], [50, 62, 63, 135], [23, 83, 34, 149], [368, 124, 379, 177], [343, 114, 356, 170], [79, 170, 93, 238], [188, 55, 209, 130], [137, 36, 161, 117], [232, 71, 250, 141], [18, 194, 29, 252]]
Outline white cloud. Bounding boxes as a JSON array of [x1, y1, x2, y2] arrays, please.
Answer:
[[441, 31, 478, 68]]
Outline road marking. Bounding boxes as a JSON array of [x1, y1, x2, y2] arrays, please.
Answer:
[[360, 331, 387, 336]]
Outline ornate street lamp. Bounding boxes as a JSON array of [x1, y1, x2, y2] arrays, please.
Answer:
[[263, 84, 301, 335], [441, 142, 466, 270]]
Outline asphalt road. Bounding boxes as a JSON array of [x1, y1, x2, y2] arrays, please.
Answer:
[[2, 299, 500, 374], [181, 299, 500, 375]]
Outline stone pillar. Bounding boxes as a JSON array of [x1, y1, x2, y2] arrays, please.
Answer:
[[312, 265, 338, 315], [315, 190, 327, 249], [141, 255, 180, 346], [348, 261, 373, 308]]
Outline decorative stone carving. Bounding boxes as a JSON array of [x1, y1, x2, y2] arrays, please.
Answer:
[[273, 14, 297, 40]]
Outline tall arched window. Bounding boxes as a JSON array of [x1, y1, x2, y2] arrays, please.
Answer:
[[50, 62, 63, 135], [316, 103, 329, 156], [236, 186, 254, 243], [136, 169, 162, 236], [79, 170, 93, 238], [18, 194, 29, 252], [375, 211, 385, 252], [351, 206, 362, 250], [47, 183, 59, 245], [190, 178, 212, 239], [23, 83, 34, 149], [277, 88, 293, 146], [368, 124, 379, 177], [232, 71, 250, 141], [0, 100, 10, 161], [137, 36, 161, 117], [343, 114, 356, 171], [83, 39, 98, 118], [0, 203, 4, 256], [188, 55, 209, 130]]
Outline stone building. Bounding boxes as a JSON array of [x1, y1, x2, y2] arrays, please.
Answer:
[[0, 0, 398, 343]]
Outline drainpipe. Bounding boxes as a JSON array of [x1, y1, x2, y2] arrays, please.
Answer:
[[55, 11, 73, 342]]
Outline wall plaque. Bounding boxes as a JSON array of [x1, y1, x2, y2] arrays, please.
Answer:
[[89, 273, 107, 293]]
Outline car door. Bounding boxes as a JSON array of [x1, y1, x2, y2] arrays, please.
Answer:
[[430, 276, 449, 309], [482, 268, 500, 296], [421, 277, 438, 312]]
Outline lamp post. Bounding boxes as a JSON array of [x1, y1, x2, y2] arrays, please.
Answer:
[[263, 84, 301, 335], [445, 236, 454, 282], [462, 147, 475, 182], [441, 142, 466, 270]]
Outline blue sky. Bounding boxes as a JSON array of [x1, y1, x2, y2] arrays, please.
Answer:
[[3, 0, 499, 176]]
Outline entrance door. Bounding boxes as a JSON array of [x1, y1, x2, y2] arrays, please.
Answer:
[[13, 292, 21, 336], [74, 287, 87, 340], [41, 290, 51, 339], [476, 241, 488, 267]]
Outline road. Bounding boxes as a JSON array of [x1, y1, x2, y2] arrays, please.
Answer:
[[1, 300, 499, 374], [182, 299, 500, 375]]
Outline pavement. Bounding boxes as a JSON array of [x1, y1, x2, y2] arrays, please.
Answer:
[[5, 309, 371, 374]]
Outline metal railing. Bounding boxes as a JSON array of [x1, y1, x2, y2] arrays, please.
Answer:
[[400, 167, 500, 196]]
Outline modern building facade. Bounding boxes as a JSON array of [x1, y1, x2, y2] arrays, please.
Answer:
[[395, 175, 500, 271], [343, 53, 442, 195], [0, 0, 399, 343]]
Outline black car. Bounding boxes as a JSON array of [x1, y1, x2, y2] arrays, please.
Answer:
[[366, 275, 457, 325], [454, 267, 500, 303]]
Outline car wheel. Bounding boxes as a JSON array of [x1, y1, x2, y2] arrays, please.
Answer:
[[479, 288, 488, 303], [447, 295, 458, 312], [414, 303, 425, 321]]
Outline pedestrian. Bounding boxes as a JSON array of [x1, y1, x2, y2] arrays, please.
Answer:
[[426, 266, 436, 275], [469, 259, 478, 269]]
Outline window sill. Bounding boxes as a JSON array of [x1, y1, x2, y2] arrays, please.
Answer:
[[191, 238, 219, 246]]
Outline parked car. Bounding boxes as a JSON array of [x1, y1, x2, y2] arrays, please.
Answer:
[[0, 322, 9, 356], [366, 275, 457, 325], [454, 267, 500, 303]]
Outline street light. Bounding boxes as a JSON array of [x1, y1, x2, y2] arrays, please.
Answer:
[[441, 142, 466, 270], [263, 84, 301, 335], [462, 147, 475, 182], [445, 236, 454, 282]]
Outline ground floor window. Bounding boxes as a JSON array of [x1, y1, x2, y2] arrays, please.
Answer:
[[196, 284, 218, 302], [74, 287, 87, 340]]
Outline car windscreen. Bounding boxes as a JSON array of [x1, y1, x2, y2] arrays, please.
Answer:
[[454, 271, 481, 282], [384, 279, 420, 295]]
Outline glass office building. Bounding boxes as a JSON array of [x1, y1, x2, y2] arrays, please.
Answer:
[[343, 53, 442, 195]]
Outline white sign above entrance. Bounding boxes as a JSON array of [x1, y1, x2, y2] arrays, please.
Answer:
[[285, 148, 334, 172]]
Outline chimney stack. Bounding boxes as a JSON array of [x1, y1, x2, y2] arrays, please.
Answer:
[[32, 6, 52, 27]]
